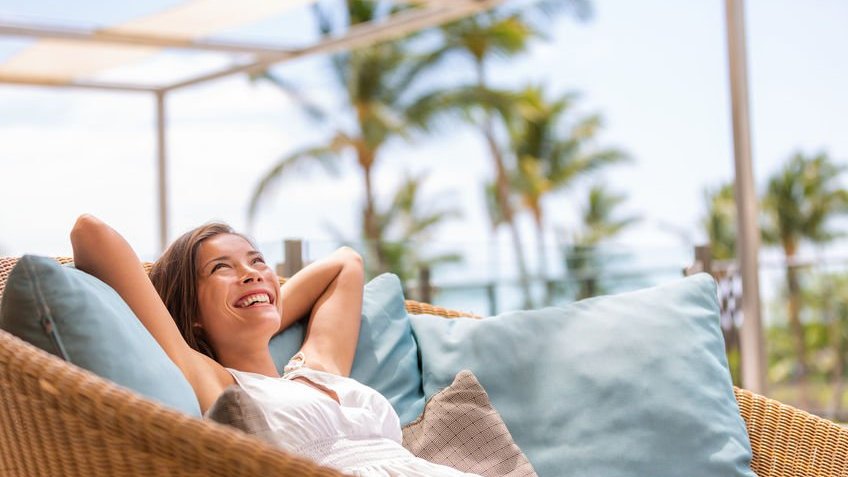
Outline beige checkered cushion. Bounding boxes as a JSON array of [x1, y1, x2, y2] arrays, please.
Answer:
[[402, 370, 537, 477], [203, 385, 276, 444]]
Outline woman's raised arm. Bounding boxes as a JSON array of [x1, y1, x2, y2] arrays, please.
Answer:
[[70, 214, 196, 372], [279, 247, 364, 377]]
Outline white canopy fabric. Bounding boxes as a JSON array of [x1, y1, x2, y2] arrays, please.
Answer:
[[0, 0, 501, 91], [0, 0, 312, 84]]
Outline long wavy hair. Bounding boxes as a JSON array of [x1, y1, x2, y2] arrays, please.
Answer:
[[149, 223, 256, 361]]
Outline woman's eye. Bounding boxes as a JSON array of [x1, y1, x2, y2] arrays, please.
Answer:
[[253, 257, 266, 265], [211, 263, 228, 273]]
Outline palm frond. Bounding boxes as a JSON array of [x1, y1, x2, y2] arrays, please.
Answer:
[[247, 137, 351, 225], [253, 70, 328, 122]]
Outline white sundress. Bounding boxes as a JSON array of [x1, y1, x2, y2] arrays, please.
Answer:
[[226, 366, 481, 477]]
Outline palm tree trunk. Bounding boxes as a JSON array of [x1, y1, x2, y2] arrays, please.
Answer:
[[785, 256, 810, 409], [584, 248, 597, 299], [361, 158, 386, 274], [475, 60, 533, 308], [533, 210, 552, 305], [827, 300, 845, 420], [824, 284, 845, 420], [484, 120, 533, 308]]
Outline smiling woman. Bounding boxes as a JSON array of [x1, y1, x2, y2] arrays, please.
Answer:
[[69, 214, 480, 477]]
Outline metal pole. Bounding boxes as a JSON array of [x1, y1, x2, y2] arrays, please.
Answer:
[[725, 0, 766, 394], [155, 91, 168, 254]]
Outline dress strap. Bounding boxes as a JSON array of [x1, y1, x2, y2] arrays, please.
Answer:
[[284, 351, 307, 374]]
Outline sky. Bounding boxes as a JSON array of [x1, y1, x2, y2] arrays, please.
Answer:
[[0, 0, 846, 294]]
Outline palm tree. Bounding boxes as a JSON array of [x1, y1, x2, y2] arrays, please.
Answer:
[[248, 1, 452, 274], [761, 151, 848, 409], [370, 173, 463, 285], [801, 273, 848, 419], [508, 85, 628, 304], [702, 183, 737, 261], [431, 1, 593, 307], [563, 185, 638, 300]]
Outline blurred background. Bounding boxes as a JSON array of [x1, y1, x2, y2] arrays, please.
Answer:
[[0, 0, 846, 418]]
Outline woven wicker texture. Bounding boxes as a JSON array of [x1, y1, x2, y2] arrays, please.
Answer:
[[1, 256, 847, 476], [0, 329, 345, 477], [734, 386, 848, 476]]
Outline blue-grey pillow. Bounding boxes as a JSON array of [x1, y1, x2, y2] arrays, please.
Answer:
[[410, 273, 755, 477], [0, 255, 201, 416], [269, 272, 424, 425]]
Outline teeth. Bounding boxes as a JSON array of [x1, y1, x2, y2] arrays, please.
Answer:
[[236, 293, 270, 308]]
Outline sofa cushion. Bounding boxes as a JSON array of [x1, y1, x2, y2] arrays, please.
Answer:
[[403, 369, 537, 477], [269, 273, 424, 425], [0, 255, 201, 416], [410, 274, 755, 477]]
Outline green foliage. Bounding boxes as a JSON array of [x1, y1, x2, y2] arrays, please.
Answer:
[[761, 151, 848, 253], [354, 173, 463, 282], [761, 151, 848, 404], [248, 1, 463, 272], [508, 85, 629, 226], [701, 183, 737, 260], [562, 185, 639, 300], [575, 185, 640, 246]]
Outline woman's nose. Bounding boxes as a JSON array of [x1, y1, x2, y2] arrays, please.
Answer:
[[241, 266, 263, 283]]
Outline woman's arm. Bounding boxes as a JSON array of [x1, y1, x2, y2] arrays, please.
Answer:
[[70, 214, 197, 373], [278, 247, 364, 376]]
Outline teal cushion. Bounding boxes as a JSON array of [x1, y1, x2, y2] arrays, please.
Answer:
[[269, 273, 424, 425], [0, 255, 201, 417], [410, 274, 755, 477]]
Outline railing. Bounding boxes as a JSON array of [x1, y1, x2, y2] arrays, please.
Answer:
[[265, 237, 848, 419], [261, 238, 693, 315]]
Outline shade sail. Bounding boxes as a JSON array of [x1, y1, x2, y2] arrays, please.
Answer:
[[0, 0, 502, 91]]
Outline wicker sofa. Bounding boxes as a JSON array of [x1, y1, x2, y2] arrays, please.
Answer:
[[0, 257, 846, 477]]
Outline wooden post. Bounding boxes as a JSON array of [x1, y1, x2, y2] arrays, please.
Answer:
[[418, 266, 432, 304], [282, 239, 304, 277], [486, 283, 497, 316], [695, 245, 713, 276], [684, 245, 713, 277]]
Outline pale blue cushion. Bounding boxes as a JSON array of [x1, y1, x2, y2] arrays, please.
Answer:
[[0, 255, 201, 416], [410, 274, 755, 477], [269, 273, 424, 424]]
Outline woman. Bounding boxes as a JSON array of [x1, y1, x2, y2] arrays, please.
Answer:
[[70, 214, 478, 477]]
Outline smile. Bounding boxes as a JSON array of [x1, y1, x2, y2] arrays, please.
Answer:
[[234, 292, 272, 308]]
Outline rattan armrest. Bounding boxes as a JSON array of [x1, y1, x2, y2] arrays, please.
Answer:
[[733, 386, 848, 477], [0, 329, 345, 477]]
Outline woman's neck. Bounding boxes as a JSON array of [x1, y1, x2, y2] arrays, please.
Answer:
[[217, 345, 280, 377]]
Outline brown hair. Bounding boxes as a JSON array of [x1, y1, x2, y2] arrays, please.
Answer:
[[149, 222, 256, 361]]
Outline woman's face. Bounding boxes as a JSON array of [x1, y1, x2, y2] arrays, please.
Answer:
[[194, 233, 282, 352]]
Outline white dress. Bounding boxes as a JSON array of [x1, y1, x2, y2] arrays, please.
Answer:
[[226, 366, 482, 477]]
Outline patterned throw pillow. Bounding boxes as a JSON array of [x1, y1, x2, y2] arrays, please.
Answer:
[[203, 385, 276, 444], [402, 370, 537, 477]]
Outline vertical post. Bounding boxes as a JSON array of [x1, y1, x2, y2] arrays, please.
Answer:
[[282, 239, 304, 277], [695, 245, 713, 276], [725, 0, 766, 394], [418, 266, 432, 304], [486, 282, 497, 316], [155, 91, 168, 254]]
